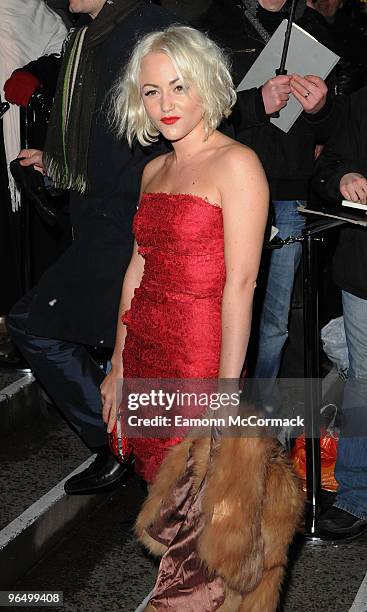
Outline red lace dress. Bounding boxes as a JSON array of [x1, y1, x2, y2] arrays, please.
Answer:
[[122, 192, 225, 482]]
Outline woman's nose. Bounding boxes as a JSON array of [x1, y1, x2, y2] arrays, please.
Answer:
[[160, 91, 174, 113]]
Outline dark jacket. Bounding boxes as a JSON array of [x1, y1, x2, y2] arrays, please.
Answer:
[[27, 2, 174, 347], [323, 0, 367, 96], [312, 86, 367, 300], [196, 0, 340, 200]]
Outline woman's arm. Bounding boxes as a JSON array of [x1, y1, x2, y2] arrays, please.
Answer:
[[112, 240, 145, 368], [218, 146, 269, 379], [101, 239, 145, 432], [100, 156, 164, 432]]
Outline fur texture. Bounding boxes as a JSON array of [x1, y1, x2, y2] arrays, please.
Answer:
[[136, 435, 303, 611]]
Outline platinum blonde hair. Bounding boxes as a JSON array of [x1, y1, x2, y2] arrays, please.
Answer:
[[110, 25, 237, 146]]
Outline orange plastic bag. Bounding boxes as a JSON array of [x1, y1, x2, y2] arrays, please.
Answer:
[[291, 429, 338, 492]]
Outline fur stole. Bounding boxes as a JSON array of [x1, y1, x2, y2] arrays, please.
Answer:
[[136, 435, 304, 611]]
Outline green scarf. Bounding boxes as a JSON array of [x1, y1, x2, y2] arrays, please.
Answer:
[[44, 0, 141, 193]]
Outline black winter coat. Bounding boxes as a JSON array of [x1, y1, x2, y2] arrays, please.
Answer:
[[27, 2, 174, 347], [324, 1, 367, 96], [196, 0, 340, 200], [312, 86, 367, 300]]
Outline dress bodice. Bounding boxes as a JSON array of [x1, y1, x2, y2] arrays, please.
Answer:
[[133, 192, 225, 298], [123, 192, 226, 481]]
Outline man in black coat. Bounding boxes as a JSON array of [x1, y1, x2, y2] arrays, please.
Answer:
[[6, 0, 174, 494], [312, 0, 367, 95], [312, 86, 367, 539], [224, 0, 338, 381], [164, 0, 339, 382]]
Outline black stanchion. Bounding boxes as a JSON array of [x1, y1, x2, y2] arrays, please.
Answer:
[[301, 219, 347, 539]]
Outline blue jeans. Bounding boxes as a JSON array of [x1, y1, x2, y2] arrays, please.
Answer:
[[7, 289, 107, 450], [334, 290, 367, 519], [254, 200, 306, 379]]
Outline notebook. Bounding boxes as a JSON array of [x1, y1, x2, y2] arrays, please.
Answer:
[[237, 20, 340, 133], [299, 203, 367, 227], [342, 199, 367, 211]]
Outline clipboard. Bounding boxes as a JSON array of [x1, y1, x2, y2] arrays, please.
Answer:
[[237, 20, 340, 133]]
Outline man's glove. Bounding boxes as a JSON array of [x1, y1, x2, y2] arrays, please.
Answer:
[[4, 70, 42, 107]]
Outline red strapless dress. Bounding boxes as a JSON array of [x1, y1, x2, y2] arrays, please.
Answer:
[[122, 192, 225, 482]]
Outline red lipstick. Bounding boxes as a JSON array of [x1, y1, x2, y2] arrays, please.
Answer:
[[160, 116, 180, 125]]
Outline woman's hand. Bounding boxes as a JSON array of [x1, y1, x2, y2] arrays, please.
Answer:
[[18, 148, 44, 174], [340, 172, 367, 204], [100, 364, 124, 434]]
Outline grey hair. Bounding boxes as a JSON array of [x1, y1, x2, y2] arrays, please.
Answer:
[[109, 25, 237, 146]]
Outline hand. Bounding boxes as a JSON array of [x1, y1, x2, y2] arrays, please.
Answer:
[[4, 70, 41, 107], [18, 148, 44, 174], [261, 75, 291, 115], [340, 173, 367, 204], [100, 364, 124, 434], [314, 144, 324, 160], [290, 74, 327, 114]]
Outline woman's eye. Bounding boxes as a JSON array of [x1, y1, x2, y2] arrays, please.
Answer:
[[174, 85, 184, 93], [144, 89, 157, 96]]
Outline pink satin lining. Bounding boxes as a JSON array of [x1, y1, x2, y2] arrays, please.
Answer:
[[147, 451, 225, 610]]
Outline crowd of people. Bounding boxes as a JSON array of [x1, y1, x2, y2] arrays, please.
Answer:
[[1, 0, 367, 609]]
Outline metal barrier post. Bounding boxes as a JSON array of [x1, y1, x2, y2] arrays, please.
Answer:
[[302, 219, 347, 538]]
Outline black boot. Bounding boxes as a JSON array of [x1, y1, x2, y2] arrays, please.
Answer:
[[318, 505, 367, 539], [64, 447, 134, 495]]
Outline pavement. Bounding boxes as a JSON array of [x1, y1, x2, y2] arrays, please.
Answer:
[[11, 475, 367, 612], [1, 367, 367, 612]]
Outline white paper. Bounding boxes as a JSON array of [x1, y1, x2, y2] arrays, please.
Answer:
[[342, 199, 367, 211], [237, 20, 340, 133], [298, 205, 367, 227], [270, 225, 279, 241]]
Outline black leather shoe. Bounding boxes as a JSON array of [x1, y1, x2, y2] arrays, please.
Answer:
[[318, 506, 367, 539], [64, 449, 134, 495]]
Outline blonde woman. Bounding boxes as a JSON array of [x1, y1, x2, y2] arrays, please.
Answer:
[[101, 26, 302, 610], [101, 24, 268, 481]]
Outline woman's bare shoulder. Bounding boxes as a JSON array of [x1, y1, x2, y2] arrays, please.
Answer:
[[141, 153, 170, 190], [210, 137, 268, 204], [214, 139, 262, 173]]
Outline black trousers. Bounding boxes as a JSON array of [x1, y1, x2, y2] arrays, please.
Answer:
[[7, 290, 107, 450]]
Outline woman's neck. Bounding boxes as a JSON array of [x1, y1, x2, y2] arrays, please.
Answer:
[[170, 120, 214, 164]]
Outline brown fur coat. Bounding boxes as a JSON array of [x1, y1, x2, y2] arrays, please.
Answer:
[[136, 435, 304, 611]]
